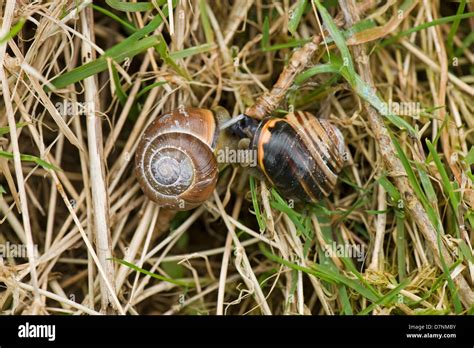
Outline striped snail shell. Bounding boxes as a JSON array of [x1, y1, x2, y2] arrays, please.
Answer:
[[135, 107, 220, 210], [251, 111, 347, 202]]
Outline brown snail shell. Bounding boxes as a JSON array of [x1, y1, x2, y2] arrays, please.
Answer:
[[135, 107, 219, 210]]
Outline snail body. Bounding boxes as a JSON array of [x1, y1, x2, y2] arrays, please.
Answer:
[[232, 111, 347, 203], [135, 107, 222, 210]]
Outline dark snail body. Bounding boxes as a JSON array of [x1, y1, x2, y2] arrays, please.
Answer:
[[246, 111, 346, 202], [135, 107, 220, 210]]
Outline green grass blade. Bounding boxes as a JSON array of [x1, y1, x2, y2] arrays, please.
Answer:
[[169, 43, 214, 60], [426, 140, 460, 237], [338, 284, 353, 315], [465, 146, 474, 165], [0, 122, 28, 136], [199, 0, 214, 43], [396, 214, 406, 280], [351, 73, 416, 134], [0, 17, 25, 44], [381, 11, 474, 48], [391, 136, 440, 230], [110, 257, 193, 287], [261, 16, 270, 50], [454, 31, 474, 58], [339, 256, 381, 298], [295, 64, 339, 85], [92, 4, 137, 32], [414, 162, 438, 205], [358, 279, 410, 315], [136, 81, 168, 99], [447, 0, 467, 58], [390, 139, 462, 312], [314, 0, 356, 86], [110, 63, 127, 106], [288, 0, 307, 36], [378, 175, 401, 202], [156, 34, 190, 79], [49, 1, 177, 90], [270, 188, 306, 232], [0, 150, 60, 171], [249, 176, 266, 232], [263, 39, 311, 52], [435, 226, 463, 313], [322, 55, 416, 134], [49, 35, 159, 90], [105, 0, 161, 12], [260, 243, 380, 303]]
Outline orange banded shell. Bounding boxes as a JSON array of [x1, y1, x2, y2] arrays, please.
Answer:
[[253, 111, 346, 202]]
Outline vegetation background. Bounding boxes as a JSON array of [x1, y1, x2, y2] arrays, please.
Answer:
[[0, 0, 473, 315]]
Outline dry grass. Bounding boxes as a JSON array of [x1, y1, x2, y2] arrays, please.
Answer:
[[0, 0, 473, 315]]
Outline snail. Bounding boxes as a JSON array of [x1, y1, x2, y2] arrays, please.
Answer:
[[229, 111, 347, 203], [135, 107, 347, 210], [135, 107, 232, 211]]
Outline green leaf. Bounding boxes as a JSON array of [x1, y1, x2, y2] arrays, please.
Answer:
[[396, 215, 406, 280], [295, 64, 339, 85], [323, 54, 416, 134], [262, 38, 311, 52], [92, 4, 137, 32], [136, 81, 167, 99], [0, 17, 25, 44], [426, 140, 461, 237], [458, 240, 474, 263], [110, 258, 193, 287], [169, 43, 214, 60], [314, 0, 356, 86], [415, 162, 438, 206], [358, 279, 410, 315], [161, 261, 186, 279], [338, 284, 353, 315], [0, 150, 60, 171], [156, 34, 190, 79], [464, 146, 474, 165], [392, 137, 442, 231], [261, 16, 270, 50], [447, 0, 467, 58], [288, 0, 307, 36], [199, 0, 214, 43], [381, 11, 474, 48], [270, 188, 306, 233], [49, 1, 177, 90], [260, 243, 380, 303], [49, 35, 160, 90], [105, 0, 161, 12], [0, 122, 28, 136], [250, 176, 266, 232], [110, 63, 127, 106], [378, 175, 401, 202]]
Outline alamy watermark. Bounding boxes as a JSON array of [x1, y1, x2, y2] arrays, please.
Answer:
[[216, 147, 257, 167], [55, 100, 94, 117], [324, 241, 365, 262], [0, 242, 38, 259], [380, 100, 423, 118]]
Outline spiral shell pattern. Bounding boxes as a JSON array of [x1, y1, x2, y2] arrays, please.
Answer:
[[135, 108, 219, 210]]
